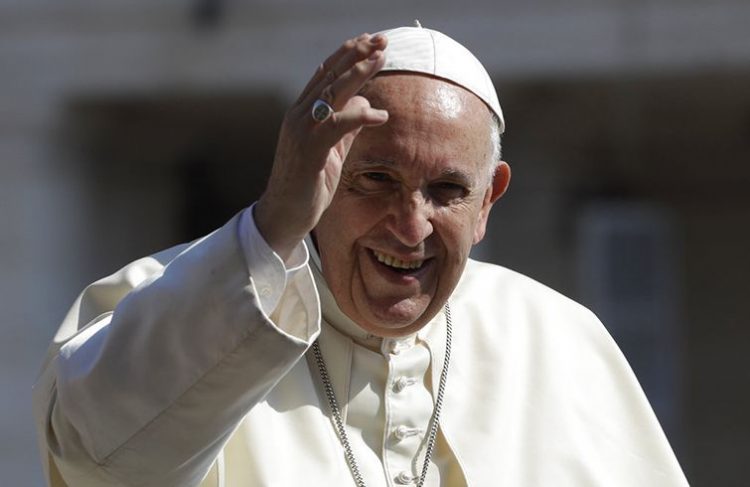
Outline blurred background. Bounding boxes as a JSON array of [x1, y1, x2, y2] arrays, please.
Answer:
[[2, 0, 749, 485]]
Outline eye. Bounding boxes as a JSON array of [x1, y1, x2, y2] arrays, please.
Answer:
[[363, 172, 392, 182], [352, 171, 396, 193], [430, 181, 469, 204]]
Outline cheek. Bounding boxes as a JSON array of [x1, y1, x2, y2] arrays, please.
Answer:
[[440, 205, 482, 244], [435, 204, 488, 270], [331, 193, 388, 230], [317, 195, 383, 255], [472, 210, 490, 244], [434, 222, 473, 276]]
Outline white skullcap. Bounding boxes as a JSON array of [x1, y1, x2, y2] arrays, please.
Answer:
[[376, 24, 505, 133]]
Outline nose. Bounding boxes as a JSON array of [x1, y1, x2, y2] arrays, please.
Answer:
[[385, 191, 434, 247]]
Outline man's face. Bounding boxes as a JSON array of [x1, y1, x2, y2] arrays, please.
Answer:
[[314, 74, 506, 337]]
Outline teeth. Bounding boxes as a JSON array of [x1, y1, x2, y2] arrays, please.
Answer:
[[373, 250, 424, 270]]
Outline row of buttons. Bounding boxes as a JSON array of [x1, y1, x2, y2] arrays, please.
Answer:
[[384, 337, 429, 485]]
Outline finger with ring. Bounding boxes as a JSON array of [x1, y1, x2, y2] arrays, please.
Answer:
[[315, 50, 385, 115], [311, 99, 334, 123]]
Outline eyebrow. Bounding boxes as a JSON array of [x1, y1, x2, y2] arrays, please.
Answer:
[[349, 158, 397, 168], [437, 168, 476, 187], [350, 158, 478, 188]]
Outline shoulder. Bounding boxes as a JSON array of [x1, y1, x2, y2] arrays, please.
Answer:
[[55, 242, 191, 341], [454, 259, 597, 322], [59, 218, 237, 343], [450, 259, 612, 356], [441, 266, 685, 485], [89, 242, 192, 302]]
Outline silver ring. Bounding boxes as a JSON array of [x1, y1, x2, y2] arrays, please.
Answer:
[[311, 99, 334, 123]]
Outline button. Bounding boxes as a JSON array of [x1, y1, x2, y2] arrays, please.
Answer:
[[259, 286, 272, 297], [381, 339, 399, 355], [389, 339, 413, 355], [382, 338, 415, 356], [393, 376, 414, 392], [393, 425, 420, 441], [395, 471, 416, 484]]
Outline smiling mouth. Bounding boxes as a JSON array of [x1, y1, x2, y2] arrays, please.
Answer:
[[371, 250, 426, 272]]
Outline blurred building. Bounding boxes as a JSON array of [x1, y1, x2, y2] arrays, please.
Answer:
[[2, 1, 749, 485]]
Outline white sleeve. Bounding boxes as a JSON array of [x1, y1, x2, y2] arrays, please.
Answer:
[[238, 204, 308, 325], [239, 204, 310, 344], [32, 211, 321, 487]]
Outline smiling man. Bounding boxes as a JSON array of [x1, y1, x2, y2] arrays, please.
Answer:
[[33, 26, 688, 487], [311, 74, 507, 337]]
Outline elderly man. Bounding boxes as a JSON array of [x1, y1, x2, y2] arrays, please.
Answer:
[[33, 25, 688, 486]]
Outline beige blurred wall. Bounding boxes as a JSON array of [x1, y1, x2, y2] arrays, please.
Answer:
[[2, 1, 749, 485]]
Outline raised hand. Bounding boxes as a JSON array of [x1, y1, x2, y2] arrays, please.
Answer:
[[255, 33, 389, 261]]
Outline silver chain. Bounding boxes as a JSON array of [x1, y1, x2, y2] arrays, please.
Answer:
[[312, 303, 453, 487]]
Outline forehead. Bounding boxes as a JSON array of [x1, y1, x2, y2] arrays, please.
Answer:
[[355, 74, 492, 174], [363, 73, 490, 123]]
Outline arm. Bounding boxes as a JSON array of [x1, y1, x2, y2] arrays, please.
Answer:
[[33, 212, 318, 487]]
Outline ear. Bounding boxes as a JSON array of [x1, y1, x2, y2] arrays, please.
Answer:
[[473, 161, 511, 244]]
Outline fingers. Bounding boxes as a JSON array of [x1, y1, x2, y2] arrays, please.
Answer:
[[314, 96, 389, 149], [321, 50, 385, 111], [296, 33, 369, 104], [301, 34, 387, 110]]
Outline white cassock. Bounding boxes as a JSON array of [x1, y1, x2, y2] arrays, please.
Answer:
[[32, 209, 689, 486]]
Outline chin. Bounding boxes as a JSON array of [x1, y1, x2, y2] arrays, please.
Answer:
[[357, 320, 425, 339], [353, 300, 437, 338]]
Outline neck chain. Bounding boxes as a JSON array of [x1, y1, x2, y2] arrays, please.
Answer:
[[312, 303, 453, 487]]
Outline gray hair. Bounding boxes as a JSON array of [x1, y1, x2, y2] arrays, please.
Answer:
[[487, 112, 503, 183]]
